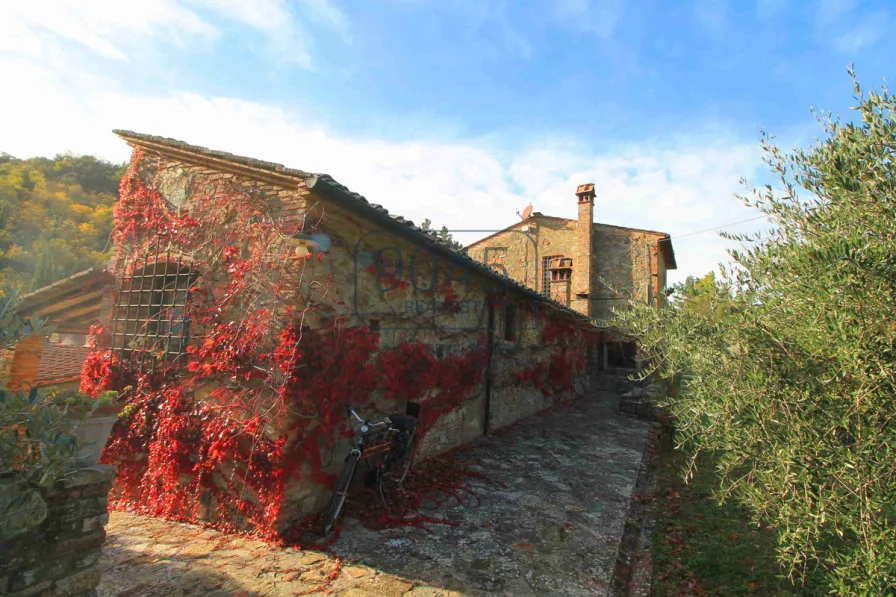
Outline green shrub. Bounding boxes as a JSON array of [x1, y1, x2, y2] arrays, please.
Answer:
[[45, 388, 119, 410], [0, 291, 87, 540], [0, 388, 88, 487], [613, 71, 896, 595]]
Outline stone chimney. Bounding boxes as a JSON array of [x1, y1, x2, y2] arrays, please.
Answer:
[[571, 183, 595, 317]]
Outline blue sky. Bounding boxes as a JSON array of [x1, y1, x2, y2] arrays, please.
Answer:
[[2, 0, 894, 283]]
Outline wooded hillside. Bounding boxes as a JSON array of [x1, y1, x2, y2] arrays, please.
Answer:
[[0, 153, 124, 294]]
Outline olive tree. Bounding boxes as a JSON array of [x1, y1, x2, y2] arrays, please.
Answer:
[[614, 72, 896, 595]]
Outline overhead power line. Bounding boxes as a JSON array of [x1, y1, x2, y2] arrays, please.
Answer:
[[664, 215, 770, 241]]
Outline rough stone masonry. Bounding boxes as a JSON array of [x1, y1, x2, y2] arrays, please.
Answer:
[[1, 465, 114, 597]]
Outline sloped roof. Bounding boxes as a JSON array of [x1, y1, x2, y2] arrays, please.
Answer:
[[16, 268, 112, 334], [113, 130, 594, 325]]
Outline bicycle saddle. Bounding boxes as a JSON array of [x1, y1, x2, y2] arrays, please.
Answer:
[[388, 414, 418, 431]]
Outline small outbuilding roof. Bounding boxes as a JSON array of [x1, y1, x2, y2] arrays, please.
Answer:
[[16, 267, 112, 334]]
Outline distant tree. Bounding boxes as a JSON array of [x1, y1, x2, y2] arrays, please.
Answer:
[[0, 153, 123, 294], [614, 72, 896, 594], [665, 271, 730, 321], [419, 218, 463, 250]]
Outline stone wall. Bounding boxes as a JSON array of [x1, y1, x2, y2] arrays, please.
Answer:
[[466, 216, 575, 298], [305, 198, 593, 464], [0, 466, 114, 597], [592, 226, 668, 321]]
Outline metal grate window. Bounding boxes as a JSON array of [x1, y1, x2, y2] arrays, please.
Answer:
[[111, 247, 197, 372]]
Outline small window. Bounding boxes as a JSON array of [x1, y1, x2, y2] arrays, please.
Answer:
[[542, 255, 562, 297], [503, 304, 517, 342]]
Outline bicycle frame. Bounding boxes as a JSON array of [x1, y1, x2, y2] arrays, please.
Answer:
[[319, 407, 417, 535]]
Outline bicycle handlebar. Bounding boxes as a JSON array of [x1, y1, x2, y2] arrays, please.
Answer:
[[346, 406, 365, 424], [346, 407, 389, 432]]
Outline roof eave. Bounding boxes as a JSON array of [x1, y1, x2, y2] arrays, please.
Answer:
[[305, 176, 593, 323], [659, 236, 678, 270]]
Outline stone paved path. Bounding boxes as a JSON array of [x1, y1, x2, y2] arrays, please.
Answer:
[[98, 391, 650, 597]]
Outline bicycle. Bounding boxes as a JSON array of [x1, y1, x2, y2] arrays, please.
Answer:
[[319, 406, 418, 535]]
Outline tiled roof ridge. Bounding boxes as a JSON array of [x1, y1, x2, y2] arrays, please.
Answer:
[[113, 130, 313, 178], [114, 131, 594, 324], [466, 214, 672, 248], [113, 131, 463, 252]]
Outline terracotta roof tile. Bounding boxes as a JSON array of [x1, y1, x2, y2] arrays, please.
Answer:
[[35, 343, 92, 385]]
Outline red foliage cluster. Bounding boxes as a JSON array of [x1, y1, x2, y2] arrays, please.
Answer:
[[186, 309, 273, 380], [441, 281, 462, 314], [103, 384, 288, 539], [114, 162, 199, 243], [80, 327, 118, 396], [376, 341, 488, 438], [364, 264, 411, 292]]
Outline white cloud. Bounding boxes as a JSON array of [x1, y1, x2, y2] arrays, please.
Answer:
[[553, 0, 624, 39], [810, 1, 889, 55], [2, 0, 348, 69], [0, 50, 768, 285], [4, 1, 218, 62], [297, 0, 351, 39], [186, 0, 351, 65], [833, 13, 888, 53]]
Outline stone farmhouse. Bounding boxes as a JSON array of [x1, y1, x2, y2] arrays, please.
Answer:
[[2, 131, 675, 537], [465, 184, 677, 367]]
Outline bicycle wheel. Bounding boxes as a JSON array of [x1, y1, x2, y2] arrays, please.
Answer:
[[319, 451, 359, 535]]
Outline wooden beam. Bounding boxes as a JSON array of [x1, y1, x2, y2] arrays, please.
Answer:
[[36, 288, 106, 317], [52, 303, 103, 322], [52, 325, 94, 334], [17, 268, 108, 311]]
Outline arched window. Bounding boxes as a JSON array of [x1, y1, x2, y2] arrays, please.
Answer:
[[112, 259, 197, 369]]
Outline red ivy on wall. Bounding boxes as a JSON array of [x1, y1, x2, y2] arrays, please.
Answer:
[[85, 150, 591, 541]]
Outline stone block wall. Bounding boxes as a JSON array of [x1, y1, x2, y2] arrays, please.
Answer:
[[466, 216, 576, 299], [592, 226, 668, 320], [0, 465, 113, 597]]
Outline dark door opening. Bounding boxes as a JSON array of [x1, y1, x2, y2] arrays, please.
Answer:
[[607, 341, 637, 369]]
